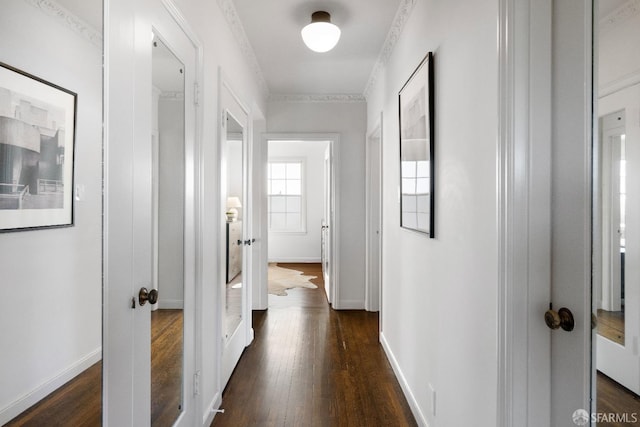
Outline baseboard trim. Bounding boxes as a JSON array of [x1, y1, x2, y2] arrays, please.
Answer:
[[380, 332, 429, 427], [0, 347, 102, 425], [158, 299, 184, 309], [203, 391, 222, 426], [268, 258, 321, 263], [334, 299, 365, 310]]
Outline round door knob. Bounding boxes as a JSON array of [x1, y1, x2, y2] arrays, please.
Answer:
[[545, 306, 575, 332], [545, 309, 561, 330], [139, 287, 159, 306]]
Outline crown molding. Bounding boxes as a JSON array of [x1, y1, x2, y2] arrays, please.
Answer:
[[217, 0, 269, 97], [599, 0, 640, 34], [363, 0, 417, 100], [23, 0, 102, 49], [269, 93, 366, 103]]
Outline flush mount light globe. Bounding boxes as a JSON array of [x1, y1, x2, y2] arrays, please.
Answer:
[[301, 11, 341, 53]]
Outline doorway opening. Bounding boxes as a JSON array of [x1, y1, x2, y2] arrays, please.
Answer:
[[265, 138, 334, 308]]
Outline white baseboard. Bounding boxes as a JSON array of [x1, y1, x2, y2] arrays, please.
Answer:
[[0, 347, 102, 425], [158, 299, 184, 309], [268, 257, 321, 263], [334, 299, 365, 310], [379, 332, 429, 427], [203, 392, 222, 426]]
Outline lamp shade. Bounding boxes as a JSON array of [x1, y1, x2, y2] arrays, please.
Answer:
[[301, 11, 341, 53], [227, 196, 242, 208]]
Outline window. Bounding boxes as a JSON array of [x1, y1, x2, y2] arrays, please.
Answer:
[[268, 161, 305, 232]]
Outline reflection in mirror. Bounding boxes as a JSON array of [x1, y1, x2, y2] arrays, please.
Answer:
[[597, 111, 626, 346], [594, 0, 640, 415], [0, 0, 103, 425], [224, 113, 244, 340], [151, 34, 185, 426]]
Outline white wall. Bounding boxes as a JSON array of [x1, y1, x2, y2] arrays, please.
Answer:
[[366, 0, 498, 425], [267, 101, 367, 309], [0, 0, 102, 423], [267, 140, 328, 263]]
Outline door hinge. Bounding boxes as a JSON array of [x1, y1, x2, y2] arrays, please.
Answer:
[[193, 82, 200, 106], [194, 371, 201, 395]]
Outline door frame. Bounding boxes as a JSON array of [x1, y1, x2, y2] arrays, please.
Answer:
[[365, 114, 383, 313], [103, 0, 203, 424], [263, 133, 340, 308]]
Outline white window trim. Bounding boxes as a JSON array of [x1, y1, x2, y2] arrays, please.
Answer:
[[267, 157, 307, 234]]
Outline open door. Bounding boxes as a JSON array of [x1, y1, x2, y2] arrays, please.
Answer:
[[322, 145, 332, 303], [219, 77, 252, 390], [104, 1, 200, 425]]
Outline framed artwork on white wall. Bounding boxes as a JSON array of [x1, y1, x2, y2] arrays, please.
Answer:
[[399, 52, 434, 237], [0, 62, 76, 232]]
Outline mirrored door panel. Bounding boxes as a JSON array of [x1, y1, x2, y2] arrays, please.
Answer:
[[594, 0, 640, 407], [151, 33, 185, 427], [0, 1, 103, 425], [597, 111, 626, 346], [224, 113, 244, 341]]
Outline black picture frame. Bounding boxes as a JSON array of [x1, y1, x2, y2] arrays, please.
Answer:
[[0, 62, 77, 232], [398, 52, 434, 237]]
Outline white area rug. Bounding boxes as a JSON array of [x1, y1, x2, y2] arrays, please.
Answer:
[[268, 263, 318, 296]]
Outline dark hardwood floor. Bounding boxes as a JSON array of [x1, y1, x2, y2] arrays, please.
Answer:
[[7, 268, 640, 427], [5, 362, 102, 427], [5, 309, 183, 427], [211, 263, 417, 427], [597, 371, 640, 427], [598, 309, 625, 346]]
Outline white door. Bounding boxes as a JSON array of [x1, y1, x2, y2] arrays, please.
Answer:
[[499, 1, 594, 425], [104, 1, 199, 425], [219, 79, 252, 389], [322, 145, 332, 302], [366, 122, 382, 313]]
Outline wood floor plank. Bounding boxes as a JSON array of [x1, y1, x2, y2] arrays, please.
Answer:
[[211, 263, 417, 427]]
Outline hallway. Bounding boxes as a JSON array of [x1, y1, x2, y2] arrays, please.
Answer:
[[211, 263, 416, 426]]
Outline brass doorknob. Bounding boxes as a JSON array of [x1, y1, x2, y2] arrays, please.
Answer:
[[544, 307, 574, 331], [139, 287, 159, 306]]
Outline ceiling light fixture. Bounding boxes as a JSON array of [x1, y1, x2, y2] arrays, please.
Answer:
[[301, 11, 341, 53]]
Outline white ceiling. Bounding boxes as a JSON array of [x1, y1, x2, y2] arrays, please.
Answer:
[[232, 0, 401, 96]]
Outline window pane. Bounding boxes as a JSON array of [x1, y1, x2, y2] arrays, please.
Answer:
[[417, 195, 430, 213], [416, 161, 430, 178], [287, 179, 301, 195], [271, 163, 286, 179], [402, 212, 417, 229], [270, 196, 286, 212], [402, 195, 417, 212], [287, 196, 301, 213], [271, 179, 286, 195], [271, 213, 286, 229], [416, 177, 430, 194], [402, 178, 416, 194], [401, 161, 417, 178], [287, 163, 301, 179], [287, 213, 301, 229], [417, 213, 429, 230]]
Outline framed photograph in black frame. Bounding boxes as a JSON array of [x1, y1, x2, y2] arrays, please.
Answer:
[[398, 52, 434, 237], [0, 62, 76, 232]]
